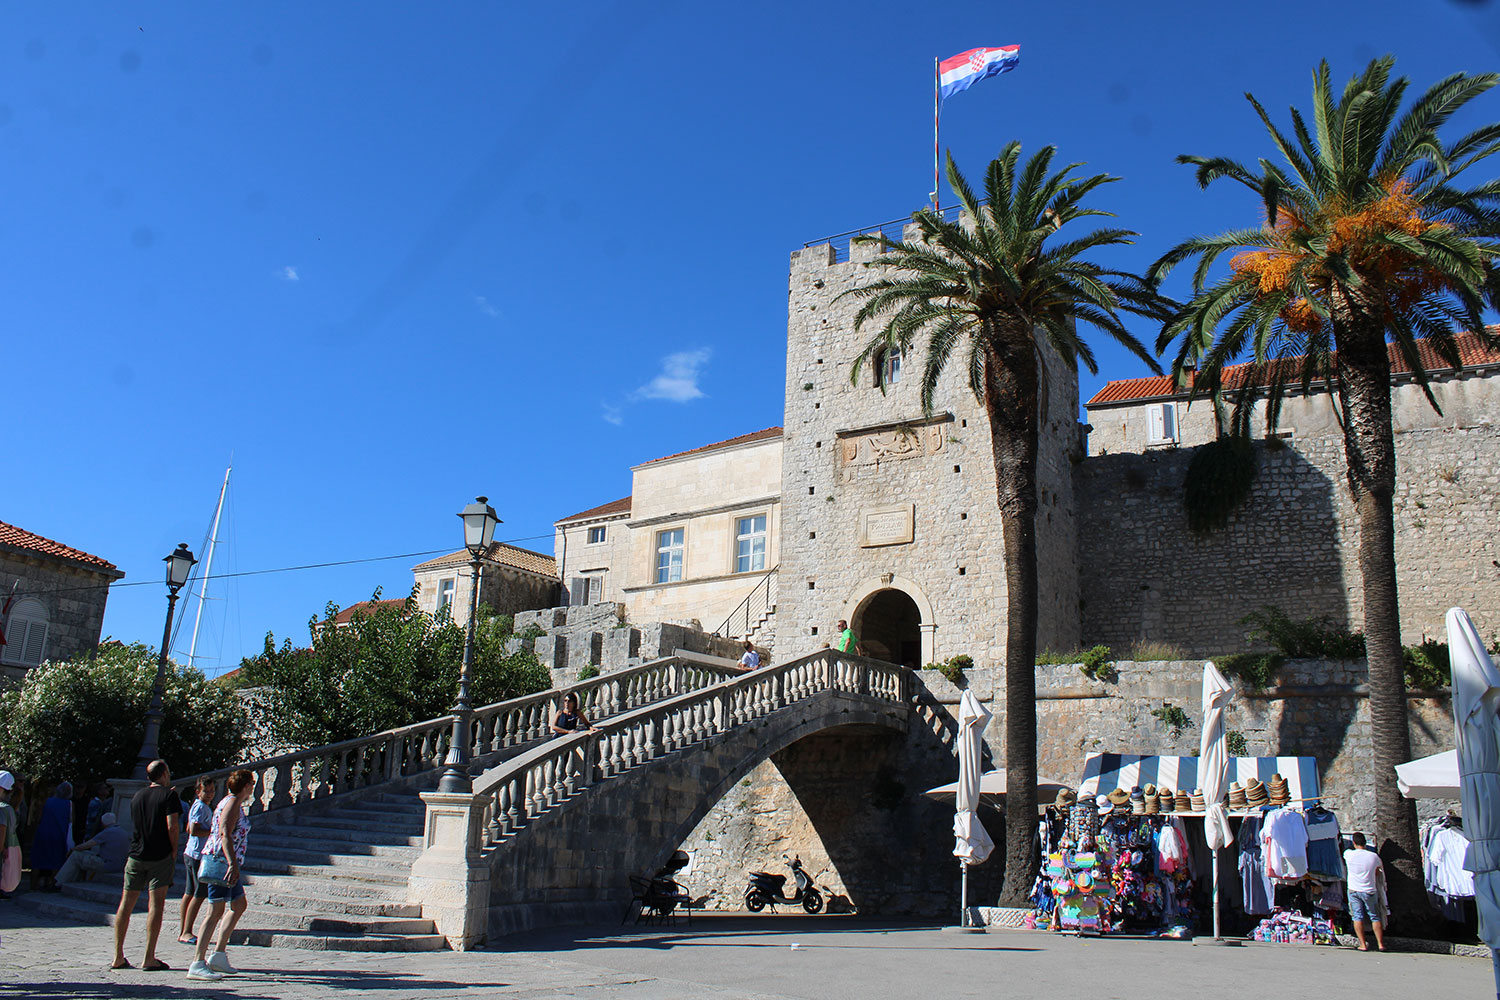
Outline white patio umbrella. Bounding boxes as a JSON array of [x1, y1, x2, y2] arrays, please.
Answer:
[[952, 688, 995, 928], [1395, 749, 1460, 800], [1198, 659, 1234, 940], [1445, 607, 1500, 996]]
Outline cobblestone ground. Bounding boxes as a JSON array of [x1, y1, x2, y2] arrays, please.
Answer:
[[1, 907, 1491, 999]]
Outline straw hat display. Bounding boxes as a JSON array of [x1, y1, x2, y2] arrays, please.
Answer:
[[1055, 788, 1078, 811], [1268, 773, 1290, 806], [1107, 788, 1130, 806], [1158, 789, 1175, 813], [1228, 782, 1247, 808], [1175, 790, 1192, 812], [1190, 789, 1206, 812], [1143, 784, 1159, 814], [1244, 777, 1269, 807], [1130, 787, 1146, 815]]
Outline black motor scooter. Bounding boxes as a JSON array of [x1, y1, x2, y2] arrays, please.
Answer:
[[744, 855, 825, 914]]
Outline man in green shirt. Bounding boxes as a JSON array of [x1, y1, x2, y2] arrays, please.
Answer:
[[835, 620, 860, 655]]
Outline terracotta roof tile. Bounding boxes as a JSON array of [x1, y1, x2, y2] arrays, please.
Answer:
[[411, 541, 558, 578], [556, 496, 632, 525], [639, 427, 783, 467], [330, 598, 410, 624], [0, 520, 123, 576], [1087, 330, 1500, 407]]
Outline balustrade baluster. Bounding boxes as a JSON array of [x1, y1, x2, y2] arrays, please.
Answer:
[[505, 779, 520, 831], [563, 747, 578, 797], [550, 756, 566, 805]]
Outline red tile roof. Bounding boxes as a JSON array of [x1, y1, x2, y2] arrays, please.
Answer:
[[1087, 330, 1500, 407], [411, 541, 558, 578], [639, 426, 783, 467], [329, 598, 411, 625], [0, 520, 123, 577], [556, 496, 632, 525]]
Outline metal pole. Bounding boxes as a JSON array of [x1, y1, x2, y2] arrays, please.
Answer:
[[438, 556, 483, 793], [1490, 946, 1498, 1000], [960, 861, 968, 927], [188, 466, 230, 669], [133, 589, 180, 779], [933, 56, 940, 214], [1212, 847, 1221, 939]]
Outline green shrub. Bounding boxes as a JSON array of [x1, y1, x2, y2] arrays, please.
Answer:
[[0, 642, 248, 782], [1119, 640, 1187, 661], [922, 655, 970, 685], [1402, 640, 1450, 689], [1213, 652, 1284, 689], [1034, 649, 1073, 666], [1225, 730, 1248, 757], [1080, 645, 1115, 682], [1150, 703, 1193, 738], [577, 664, 601, 681], [1240, 606, 1364, 659]]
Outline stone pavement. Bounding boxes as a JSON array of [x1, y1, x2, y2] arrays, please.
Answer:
[[1, 907, 1491, 1000]]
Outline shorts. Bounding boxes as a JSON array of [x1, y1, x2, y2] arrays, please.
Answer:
[[1349, 890, 1381, 923], [205, 880, 245, 904], [122, 854, 175, 893], [183, 855, 205, 898]]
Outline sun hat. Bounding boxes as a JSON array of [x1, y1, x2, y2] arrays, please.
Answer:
[[1096, 794, 1113, 815], [1143, 783, 1157, 798], [1130, 787, 1146, 815], [1245, 777, 1269, 807], [1190, 789, 1206, 812], [1107, 788, 1130, 806], [0, 771, 13, 791], [1054, 789, 1078, 810], [1228, 782, 1247, 808], [1158, 789, 1175, 813], [1175, 790, 1192, 812], [1268, 773, 1290, 805], [100, 812, 116, 827]]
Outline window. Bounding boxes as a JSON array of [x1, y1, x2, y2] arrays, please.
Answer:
[[2, 597, 48, 667], [875, 346, 902, 388], [587, 525, 607, 544], [436, 578, 456, 614], [569, 575, 604, 605], [655, 529, 684, 583], [735, 515, 767, 574], [1147, 402, 1178, 445]]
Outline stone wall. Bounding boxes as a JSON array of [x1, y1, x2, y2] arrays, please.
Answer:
[[513, 603, 748, 684], [554, 512, 631, 606], [413, 561, 559, 625], [0, 552, 118, 675], [1076, 423, 1500, 653]]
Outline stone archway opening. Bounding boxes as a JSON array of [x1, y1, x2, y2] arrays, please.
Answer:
[[854, 589, 923, 669]]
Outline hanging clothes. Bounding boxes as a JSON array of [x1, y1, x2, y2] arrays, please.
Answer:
[[1238, 815, 1273, 915], [1303, 806, 1343, 879], [1261, 807, 1309, 880], [1156, 820, 1189, 874], [1422, 817, 1475, 920]]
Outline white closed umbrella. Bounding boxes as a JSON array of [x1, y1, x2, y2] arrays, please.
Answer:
[[1198, 660, 1234, 940], [952, 689, 995, 928], [1395, 749, 1460, 800], [1445, 608, 1500, 996]]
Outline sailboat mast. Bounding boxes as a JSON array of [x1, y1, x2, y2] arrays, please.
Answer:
[[188, 466, 231, 670]]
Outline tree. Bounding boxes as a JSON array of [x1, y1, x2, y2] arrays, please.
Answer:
[[238, 591, 550, 750], [842, 144, 1171, 903], [0, 642, 248, 783], [1150, 56, 1500, 917]]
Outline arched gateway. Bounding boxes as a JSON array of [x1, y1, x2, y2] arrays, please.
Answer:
[[842, 575, 936, 668]]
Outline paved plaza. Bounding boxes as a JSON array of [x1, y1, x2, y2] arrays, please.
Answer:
[[0, 907, 1491, 1000]]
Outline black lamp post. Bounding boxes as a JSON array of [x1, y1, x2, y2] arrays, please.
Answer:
[[437, 497, 500, 794], [132, 542, 197, 780]]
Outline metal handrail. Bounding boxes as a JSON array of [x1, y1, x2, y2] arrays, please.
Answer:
[[471, 648, 910, 849], [803, 204, 972, 263], [171, 655, 743, 816], [713, 566, 777, 641]]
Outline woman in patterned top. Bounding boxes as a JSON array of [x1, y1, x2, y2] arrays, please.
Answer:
[[186, 770, 255, 981]]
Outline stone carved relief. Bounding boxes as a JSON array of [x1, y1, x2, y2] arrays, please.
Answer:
[[838, 420, 948, 481]]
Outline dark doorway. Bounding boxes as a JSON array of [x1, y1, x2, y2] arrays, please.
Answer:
[[854, 589, 922, 668]]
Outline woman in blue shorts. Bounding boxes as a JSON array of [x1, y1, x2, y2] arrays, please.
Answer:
[[186, 770, 254, 981]]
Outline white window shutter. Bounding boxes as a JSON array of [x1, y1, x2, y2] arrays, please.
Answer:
[[1148, 405, 1164, 443], [1161, 404, 1177, 441], [21, 620, 46, 665], [570, 578, 586, 606]]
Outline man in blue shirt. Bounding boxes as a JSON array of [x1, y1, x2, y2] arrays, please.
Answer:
[[58, 812, 130, 882]]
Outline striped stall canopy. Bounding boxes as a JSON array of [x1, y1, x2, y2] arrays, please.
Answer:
[[1077, 753, 1321, 806]]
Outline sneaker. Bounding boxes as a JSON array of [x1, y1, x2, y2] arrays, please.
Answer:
[[207, 951, 240, 975], [186, 960, 223, 981]]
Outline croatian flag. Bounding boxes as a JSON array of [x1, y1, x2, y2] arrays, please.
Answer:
[[939, 46, 1020, 100]]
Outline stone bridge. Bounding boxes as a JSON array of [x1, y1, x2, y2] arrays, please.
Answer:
[[410, 649, 912, 947]]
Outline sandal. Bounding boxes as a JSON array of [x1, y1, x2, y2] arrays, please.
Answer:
[[142, 960, 171, 971], [110, 959, 133, 970]]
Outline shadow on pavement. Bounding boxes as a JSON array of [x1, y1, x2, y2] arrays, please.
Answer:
[[1, 969, 506, 999]]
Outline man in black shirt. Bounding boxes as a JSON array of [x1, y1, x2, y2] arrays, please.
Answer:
[[111, 759, 182, 972]]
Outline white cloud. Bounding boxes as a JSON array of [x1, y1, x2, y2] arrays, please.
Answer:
[[474, 295, 500, 319], [601, 402, 623, 426], [632, 349, 710, 403], [279, 265, 299, 282]]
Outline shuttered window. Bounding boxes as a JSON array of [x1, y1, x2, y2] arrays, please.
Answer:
[[1147, 403, 1178, 445], [3, 598, 49, 667]]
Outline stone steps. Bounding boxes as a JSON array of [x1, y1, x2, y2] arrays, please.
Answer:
[[250, 843, 422, 868]]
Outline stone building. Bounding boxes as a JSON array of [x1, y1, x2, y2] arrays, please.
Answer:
[[410, 542, 559, 625], [0, 519, 123, 677]]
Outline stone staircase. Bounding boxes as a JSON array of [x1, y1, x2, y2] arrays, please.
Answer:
[[15, 656, 742, 952]]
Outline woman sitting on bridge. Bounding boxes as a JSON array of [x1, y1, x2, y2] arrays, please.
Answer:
[[551, 693, 597, 735]]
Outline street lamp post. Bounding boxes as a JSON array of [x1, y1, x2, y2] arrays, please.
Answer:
[[438, 497, 500, 794], [132, 543, 197, 780]]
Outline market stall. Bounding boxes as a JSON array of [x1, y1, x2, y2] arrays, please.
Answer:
[[1027, 753, 1336, 940]]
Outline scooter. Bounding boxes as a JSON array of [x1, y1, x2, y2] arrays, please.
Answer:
[[744, 855, 825, 914]]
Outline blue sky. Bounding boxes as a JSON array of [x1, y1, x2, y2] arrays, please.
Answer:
[[6, 1, 1499, 673]]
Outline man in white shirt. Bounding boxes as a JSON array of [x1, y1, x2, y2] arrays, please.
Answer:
[[738, 642, 761, 670], [1343, 832, 1386, 951]]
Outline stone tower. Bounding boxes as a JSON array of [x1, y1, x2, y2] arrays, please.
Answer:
[[775, 236, 1081, 669]]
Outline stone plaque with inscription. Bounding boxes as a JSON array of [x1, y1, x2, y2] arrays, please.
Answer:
[[859, 503, 915, 547], [836, 415, 952, 482]]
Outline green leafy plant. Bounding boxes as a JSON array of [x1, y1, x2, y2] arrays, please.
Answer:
[[1079, 645, 1115, 682], [1225, 730, 1248, 757], [517, 624, 546, 642], [1119, 640, 1187, 661], [923, 655, 971, 685], [577, 664, 601, 681], [1183, 435, 1258, 532], [1213, 652, 1285, 690], [1240, 606, 1365, 659], [0, 642, 248, 782], [1402, 640, 1450, 689], [1150, 703, 1193, 738]]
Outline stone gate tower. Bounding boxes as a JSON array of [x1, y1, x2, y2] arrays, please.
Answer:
[[775, 237, 1082, 669]]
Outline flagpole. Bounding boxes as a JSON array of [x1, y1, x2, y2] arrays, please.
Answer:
[[933, 56, 940, 215]]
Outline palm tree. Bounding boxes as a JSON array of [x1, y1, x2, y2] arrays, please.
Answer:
[[842, 142, 1171, 903], [1150, 57, 1500, 915]]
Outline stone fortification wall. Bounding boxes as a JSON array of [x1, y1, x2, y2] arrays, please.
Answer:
[[1076, 423, 1500, 653], [776, 239, 1080, 670], [512, 603, 746, 684]]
